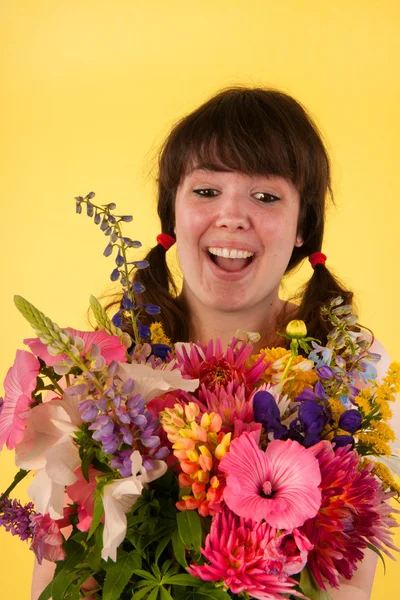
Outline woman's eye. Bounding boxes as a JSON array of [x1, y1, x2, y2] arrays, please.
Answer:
[[193, 188, 219, 198], [254, 192, 280, 203]]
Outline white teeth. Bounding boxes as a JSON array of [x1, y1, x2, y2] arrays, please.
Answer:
[[208, 247, 255, 259]]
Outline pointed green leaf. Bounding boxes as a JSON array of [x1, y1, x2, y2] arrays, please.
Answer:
[[171, 529, 187, 568], [164, 574, 203, 587], [132, 569, 159, 582], [155, 532, 173, 565], [159, 586, 174, 600], [131, 584, 157, 599], [50, 540, 86, 600], [367, 542, 386, 574], [177, 511, 202, 552], [103, 549, 142, 600], [299, 566, 333, 600], [87, 485, 105, 540]]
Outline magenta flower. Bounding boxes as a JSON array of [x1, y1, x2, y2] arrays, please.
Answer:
[[0, 350, 40, 450], [24, 328, 127, 366], [173, 338, 266, 393], [265, 528, 313, 576], [219, 432, 321, 529], [30, 513, 66, 564], [301, 441, 400, 589], [188, 507, 306, 599]]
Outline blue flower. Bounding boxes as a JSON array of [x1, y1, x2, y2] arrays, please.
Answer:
[[298, 400, 330, 435], [253, 391, 288, 439], [338, 409, 362, 434]]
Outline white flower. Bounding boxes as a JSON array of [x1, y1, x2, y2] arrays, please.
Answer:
[[117, 362, 199, 403], [101, 451, 167, 561], [15, 394, 83, 518]]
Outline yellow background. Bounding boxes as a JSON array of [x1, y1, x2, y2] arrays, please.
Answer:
[[1, 0, 399, 597]]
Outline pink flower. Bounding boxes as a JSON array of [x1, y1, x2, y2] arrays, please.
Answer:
[[195, 382, 255, 432], [300, 441, 400, 589], [0, 350, 40, 450], [265, 528, 313, 576], [24, 328, 127, 366], [173, 338, 266, 393], [30, 513, 66, 564], [219, 432, 321, 529], [188, 507, 305, 599], [66, 466, 104, 532]]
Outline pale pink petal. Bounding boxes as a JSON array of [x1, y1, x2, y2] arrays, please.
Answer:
[[0, 350, 40, 450], [117, 363, 199, 403], [45, 439, 80, 486]]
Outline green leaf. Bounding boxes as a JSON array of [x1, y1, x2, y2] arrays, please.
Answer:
[[367, 542, 386, 574], [155, 532, 173, 564], [103, 549, 142, 600], [37, 581, 53, 600], [299, 567, 333, 600], [148, 588, 160, 600], [87, 485, 105, 540], [159, 586, 174, 600], [132, 585, 157, 599], [177, 511, 202, 552], [50, 540, 86, 600], [81, 447, 96, 482], [164, 574, 203, 587], [132, 569, 159, 582], [171, 529, 187, 568]]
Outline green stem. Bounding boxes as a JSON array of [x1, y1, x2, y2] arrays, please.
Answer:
[[44, 372, 64, 395], [0, 469, 30, 502]]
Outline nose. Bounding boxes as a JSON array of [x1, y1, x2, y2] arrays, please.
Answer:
[[214, 192, 250, 231]]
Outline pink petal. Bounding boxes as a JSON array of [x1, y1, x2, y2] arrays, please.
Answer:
[[25, 328, 127, 367], [0, 350, 40, 450], [220, 432, 322, 529]]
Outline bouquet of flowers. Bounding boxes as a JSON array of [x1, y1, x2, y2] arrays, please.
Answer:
[[1, 193, 399, 600]]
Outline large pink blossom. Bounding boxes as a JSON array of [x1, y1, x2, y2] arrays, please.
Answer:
[[30, 513, 66, 564], [189, 506, 306, 599], [219, 432, 321, 529], [0, 350, 40, 450], [24, 328, 127, 366], [301, 441, 399, 589]]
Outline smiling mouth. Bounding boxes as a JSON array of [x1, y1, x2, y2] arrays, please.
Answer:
[[207, 250, 254, 272]]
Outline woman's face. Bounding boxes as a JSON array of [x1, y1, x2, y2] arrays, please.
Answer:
[[174, 167, 303, 314]]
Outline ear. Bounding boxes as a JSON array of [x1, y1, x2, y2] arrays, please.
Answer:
[[295, 233, 304, 248]]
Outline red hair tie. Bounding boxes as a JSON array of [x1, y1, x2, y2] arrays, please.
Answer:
[[309, 252, 327, 269], [156, 233, 175, 251]]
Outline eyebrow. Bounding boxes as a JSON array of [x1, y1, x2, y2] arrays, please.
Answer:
[[187, 164, 236, 175]]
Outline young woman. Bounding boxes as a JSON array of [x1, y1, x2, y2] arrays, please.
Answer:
[[32, 86, 395, 599]]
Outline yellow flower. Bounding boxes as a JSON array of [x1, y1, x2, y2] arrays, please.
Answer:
[[357, 432, 392, 456], [328, 397, 346, 426], [371, 462, 400, 497], [254, 347, 318, 400], [286, 320, 307, 339], [150, 321, 171, 346]]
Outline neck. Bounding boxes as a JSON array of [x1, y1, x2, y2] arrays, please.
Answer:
[[180, 291, 295, 353]]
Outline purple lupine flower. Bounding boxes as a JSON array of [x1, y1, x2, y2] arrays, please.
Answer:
[[0, 497, 36, 541], [338, 409, 362, 434]]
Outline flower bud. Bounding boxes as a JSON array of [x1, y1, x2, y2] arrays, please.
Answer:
[[286, 320, 307, 339]]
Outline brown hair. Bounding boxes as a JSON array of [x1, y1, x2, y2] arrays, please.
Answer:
[[109, 86, 356, 347]]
